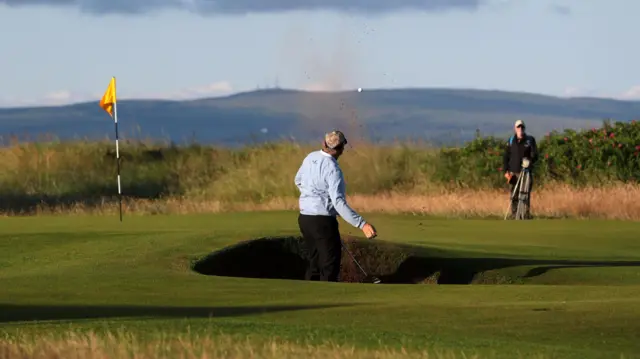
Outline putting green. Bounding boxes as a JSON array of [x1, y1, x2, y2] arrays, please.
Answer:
[[1, 212, 639, 359]]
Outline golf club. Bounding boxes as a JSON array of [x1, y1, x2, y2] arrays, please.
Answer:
[[341, 241, 382, 284]]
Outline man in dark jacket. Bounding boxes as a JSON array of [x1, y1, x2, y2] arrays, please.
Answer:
[[502, 120, 538, 219]]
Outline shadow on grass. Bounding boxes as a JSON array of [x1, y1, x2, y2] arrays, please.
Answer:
[[0, 180, 178, 214], [0, 303, 349, 323], [192, 236, 640, 285], [385, 256, 640, 284]]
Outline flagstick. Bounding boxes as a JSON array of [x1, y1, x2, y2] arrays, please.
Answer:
[[113, 77, 123, 222]]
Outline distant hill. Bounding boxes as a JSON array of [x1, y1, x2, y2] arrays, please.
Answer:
[[1, 88, 639, 146]]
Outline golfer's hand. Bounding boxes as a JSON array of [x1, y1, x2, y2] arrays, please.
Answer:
[[504, 172, 512, 181], [362, 223, 377, 239]]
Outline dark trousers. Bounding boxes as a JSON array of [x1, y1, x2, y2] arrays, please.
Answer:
[[298, 214, 342, 282], [509, 171, 533, 218]]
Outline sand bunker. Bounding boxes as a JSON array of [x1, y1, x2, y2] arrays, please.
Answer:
[[191, 236, 640, 285], [191, 236, 509, 284]]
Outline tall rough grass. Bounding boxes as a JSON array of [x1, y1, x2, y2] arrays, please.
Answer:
[[0, 119, 638, 218], [0, 330, 543, 359]]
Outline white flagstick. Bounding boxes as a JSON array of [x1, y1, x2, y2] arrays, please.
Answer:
[[113, 77, 123, 222]]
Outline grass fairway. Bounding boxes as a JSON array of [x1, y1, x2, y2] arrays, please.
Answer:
[[1, 212, 640, 358]]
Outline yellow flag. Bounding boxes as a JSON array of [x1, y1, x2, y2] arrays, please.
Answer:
[[99, 77, 116, 117]]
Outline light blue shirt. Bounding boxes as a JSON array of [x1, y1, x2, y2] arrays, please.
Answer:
[[294, 150, 366, 229]]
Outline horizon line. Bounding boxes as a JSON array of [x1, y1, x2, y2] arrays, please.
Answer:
[[1, 86, 639, 110]]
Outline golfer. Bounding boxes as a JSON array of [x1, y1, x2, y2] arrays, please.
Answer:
[[294, 130, 377, 282], [503, 119, 538, 219]]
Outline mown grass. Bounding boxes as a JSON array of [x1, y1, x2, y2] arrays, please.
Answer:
[[1, 213, 640, 359]]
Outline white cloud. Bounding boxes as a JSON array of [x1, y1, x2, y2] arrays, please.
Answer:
[[171, 81, 234, 99], [561, 86, 599, 98], [619, 86, 640, 100], [561, 86, 640, 101], [121, 81, 234, 100], [0, 81, 235, 107], [0, 91, 82, 107], [43, 91, 73, 104], [562, 86, 581, 97]]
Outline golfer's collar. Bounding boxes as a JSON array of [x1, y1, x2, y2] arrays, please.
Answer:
[[320, 150, 332, 157]]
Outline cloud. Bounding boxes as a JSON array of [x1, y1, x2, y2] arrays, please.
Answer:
[[43, 90, 73, 103], [0, 81, 234, 108], [158, 81, 234, 99], [561, 86, 640, 101], [0, 0, 485, 16], [0, 90, 85, 107], [619, 86, 640, 100], [562, 86, 598, 98]]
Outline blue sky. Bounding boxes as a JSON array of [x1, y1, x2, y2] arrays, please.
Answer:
[[0, 0, 637, 107]]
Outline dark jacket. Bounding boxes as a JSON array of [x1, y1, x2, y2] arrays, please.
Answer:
[[503, 133, 538, 174]]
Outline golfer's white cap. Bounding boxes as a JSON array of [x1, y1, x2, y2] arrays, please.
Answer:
[[325, 130, 348, 149], [514, 119, 525, 128]]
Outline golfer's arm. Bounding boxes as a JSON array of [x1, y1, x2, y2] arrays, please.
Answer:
[[326, 169, 366, 229]]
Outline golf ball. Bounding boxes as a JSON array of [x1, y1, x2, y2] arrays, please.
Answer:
[[357, 88, 362, 92]]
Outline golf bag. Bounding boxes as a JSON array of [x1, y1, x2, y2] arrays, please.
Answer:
[[504, 163, 533, 220]]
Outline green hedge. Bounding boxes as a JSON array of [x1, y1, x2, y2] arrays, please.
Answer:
[[435, 119, 640, 188]]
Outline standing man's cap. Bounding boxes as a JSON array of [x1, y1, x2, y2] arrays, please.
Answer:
[[325, 130, 348, 149], [514, 120, 525, 128]]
